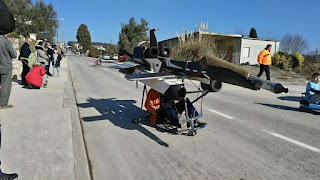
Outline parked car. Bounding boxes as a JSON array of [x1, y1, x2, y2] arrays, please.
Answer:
[[113, 54, 118, 60], [102, 53, 110, 60], [118, 54, 131, 61]]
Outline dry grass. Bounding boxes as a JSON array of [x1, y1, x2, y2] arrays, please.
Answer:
[[171, 22, 219, 61], [298, 62, 320, 79]]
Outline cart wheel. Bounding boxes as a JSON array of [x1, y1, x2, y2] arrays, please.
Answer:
[[187, 130, 197, 136]]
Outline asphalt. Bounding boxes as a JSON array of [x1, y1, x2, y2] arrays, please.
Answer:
[[69, 55, 320, 180], [0, 57, 90, 180]]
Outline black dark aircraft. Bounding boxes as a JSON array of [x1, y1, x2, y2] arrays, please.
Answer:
[[115, 29, 288, 136]]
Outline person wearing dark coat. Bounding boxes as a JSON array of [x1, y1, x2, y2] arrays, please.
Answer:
[[45, 42, 54, 76], [0, 1, 19, 179], [19, 38, 32, 86]]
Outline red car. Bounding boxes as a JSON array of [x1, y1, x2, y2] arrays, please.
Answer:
[[118, 53, 131, 61]]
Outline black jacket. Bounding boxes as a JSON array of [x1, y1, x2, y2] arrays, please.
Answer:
[[19, 42, 31, 59]]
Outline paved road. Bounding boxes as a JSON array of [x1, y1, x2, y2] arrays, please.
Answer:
[[69, 54, 320, 180]]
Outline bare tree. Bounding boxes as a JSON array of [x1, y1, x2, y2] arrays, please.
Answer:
[[233, 26, 245, 36], [280, 33, 309, 54]]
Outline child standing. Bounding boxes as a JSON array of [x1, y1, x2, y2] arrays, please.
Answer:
[[52, 49, 62, 77]]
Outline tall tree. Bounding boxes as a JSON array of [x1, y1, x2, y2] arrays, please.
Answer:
[[280, 33, 309, 54], [3, 0, 57, 41], [118, 17, 149, 53], [249, 27, 258, 38], [32, 0, 58, 41], [76, 24, 92, 52]]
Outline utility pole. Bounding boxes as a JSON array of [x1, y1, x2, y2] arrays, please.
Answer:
[[56, 0, 59, 45], [61, 18, 64, 48]]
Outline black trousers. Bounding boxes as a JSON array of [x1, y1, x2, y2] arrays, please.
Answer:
[[257, 64, 271, 80], [21, 60, 30, 85], [28, 84, 40, 89]]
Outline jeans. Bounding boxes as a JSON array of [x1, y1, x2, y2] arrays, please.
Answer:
[[0, 70, 12, 107], [257, 64, 271, 80], [42, 74, 48, 87], [158, 98, 199, 125], [53, 67, 60, 77], [310, 94, 320, 104]]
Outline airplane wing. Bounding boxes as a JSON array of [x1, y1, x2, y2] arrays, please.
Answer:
[[125, 72, 175, 81], [110, 62, 140, 69]]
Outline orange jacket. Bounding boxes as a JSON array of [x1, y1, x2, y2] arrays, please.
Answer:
[[258, 49, 272, 65], [145, 89, 160, 125]]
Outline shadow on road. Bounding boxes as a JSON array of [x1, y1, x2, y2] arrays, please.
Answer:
[[78, 97, 169, 147], [256, 103, 320, 115], [278, 96, 302, 102], [255, 103, 300, 112], [12, 79, 22, 85]]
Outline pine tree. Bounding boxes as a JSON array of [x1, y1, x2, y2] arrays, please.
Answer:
[[249, 27, 258, 38], [4, 0, 58, 42], [76, 24, 92, 52], [118, 17, 149, 53]]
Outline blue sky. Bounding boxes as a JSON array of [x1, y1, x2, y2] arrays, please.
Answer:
[[40, 0, 319, 51]]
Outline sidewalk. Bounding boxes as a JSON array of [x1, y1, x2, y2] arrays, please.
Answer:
[[0, 57, 89, 180]]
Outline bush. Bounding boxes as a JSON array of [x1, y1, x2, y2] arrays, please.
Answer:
[[299, 61, 320, 78], [89, 46, 100, 58], [272, 51, 304, 70], [291, 53, 304, 69]]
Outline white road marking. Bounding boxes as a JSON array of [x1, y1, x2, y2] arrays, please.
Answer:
[[208, 109, 235, 119], [263, 130, 320, 153]]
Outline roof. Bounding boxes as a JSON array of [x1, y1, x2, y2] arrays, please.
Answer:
[[159, 31, 279, 43], [243, 37, 279, 42]]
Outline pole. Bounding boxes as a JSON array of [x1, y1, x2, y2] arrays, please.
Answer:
[[56, 0, 59, 45], [61, 18, 64, 49]]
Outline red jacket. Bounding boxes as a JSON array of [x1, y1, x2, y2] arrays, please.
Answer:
[[26, 65, 46, 87], [145, 89, 160, 125]]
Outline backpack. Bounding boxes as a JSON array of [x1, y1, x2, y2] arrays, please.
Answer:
[[28, 53, 37, 67]]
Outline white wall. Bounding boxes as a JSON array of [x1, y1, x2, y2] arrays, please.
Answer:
[[221, 38, 242, 64], [240, 39, 279, 65]]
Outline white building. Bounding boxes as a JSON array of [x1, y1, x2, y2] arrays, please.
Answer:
[[29, 33, 37, 41], [159, 32, 280, 65]]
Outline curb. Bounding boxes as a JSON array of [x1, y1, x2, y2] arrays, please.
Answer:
[[64, 56, 93, 180]]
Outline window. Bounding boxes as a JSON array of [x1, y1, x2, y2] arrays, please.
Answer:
[[243, 47, 250, 57]]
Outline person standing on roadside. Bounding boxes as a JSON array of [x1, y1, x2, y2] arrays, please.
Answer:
[[52, 49, 62, 77], [36, 41, 51, 76], [0, 0, 19, 179], [0, 33, 16, 109], [19, 38, 32, 86], [45, 42, 53, 76], [257, 44, 272, 80]]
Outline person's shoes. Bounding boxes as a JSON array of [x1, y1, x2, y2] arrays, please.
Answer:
[[195, 121, 207, 128], [46, 72, 53, 76], [0, 172, 18, 180], [0, 105, 13, 109]]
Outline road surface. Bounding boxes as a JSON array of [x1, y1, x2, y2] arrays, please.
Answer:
[[68, 54, 320, 180]]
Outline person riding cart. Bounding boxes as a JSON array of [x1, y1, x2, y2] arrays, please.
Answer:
[[305, 72, 320, 104], [145, 88, 206, 128]]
